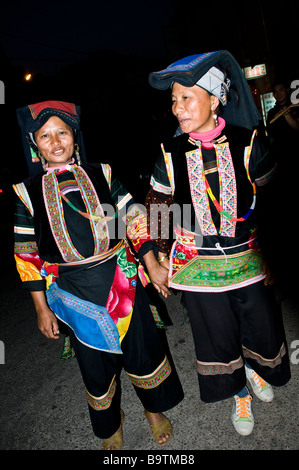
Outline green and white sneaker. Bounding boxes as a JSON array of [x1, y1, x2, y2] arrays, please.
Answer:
[[245, 365, 274, 402], [231, 394, 254, 436]]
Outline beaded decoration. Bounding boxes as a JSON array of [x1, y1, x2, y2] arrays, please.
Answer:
[[204, 172, 256, 223]]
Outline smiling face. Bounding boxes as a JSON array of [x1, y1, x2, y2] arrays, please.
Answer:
[[171, 82, 219, 134], [34, 116, 75, 167]]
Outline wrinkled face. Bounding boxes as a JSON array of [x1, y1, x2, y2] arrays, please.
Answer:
[[171, 82, 219, 134], [34, 116, 75, 167]]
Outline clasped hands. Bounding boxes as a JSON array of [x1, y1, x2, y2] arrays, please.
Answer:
[[143, 250, 171, 298]]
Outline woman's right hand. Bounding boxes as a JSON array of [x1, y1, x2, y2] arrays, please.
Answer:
[[37, 307, 60, 339], [30, 291, 60, 339]]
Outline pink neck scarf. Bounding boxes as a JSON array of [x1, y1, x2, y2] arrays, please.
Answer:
[[189, 117, 226, 149], [46, 158, 75, 173]]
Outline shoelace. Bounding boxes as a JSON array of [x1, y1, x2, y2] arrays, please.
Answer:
[[252, 371, 268, 390], [235, 395, 252, 419]]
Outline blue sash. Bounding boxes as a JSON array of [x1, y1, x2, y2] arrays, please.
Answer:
[[46, 282, 122, 354]]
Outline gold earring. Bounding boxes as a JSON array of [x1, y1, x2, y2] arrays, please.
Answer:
[[38, 151, 47, 171], [74, 143, 81, 165]]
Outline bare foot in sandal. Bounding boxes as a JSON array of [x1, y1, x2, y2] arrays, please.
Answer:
[[102, 410, 124, 450], [144, 410, 172, 445]]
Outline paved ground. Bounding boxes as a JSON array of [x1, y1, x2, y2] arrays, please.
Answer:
[[0, 241, 298, 456]]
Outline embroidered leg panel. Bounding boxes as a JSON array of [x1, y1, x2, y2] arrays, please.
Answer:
[[126, 355, 172, 390], [86, 374, 123, 439], [242, 342, 291, 387], [196, 355, 244, 376], [86, 374, 117, 411], [195, 355, 247, 403], [126, 355, 183, 412]]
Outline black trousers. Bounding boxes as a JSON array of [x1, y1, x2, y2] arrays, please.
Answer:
[[66, 280, 184, 439], [183, 281, 291, 403]]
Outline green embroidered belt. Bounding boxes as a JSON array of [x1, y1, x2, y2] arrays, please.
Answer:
[[169, 247, 265, 292]]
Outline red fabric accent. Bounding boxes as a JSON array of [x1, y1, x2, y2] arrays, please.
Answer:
[[43, 262, 59, 277], [17, 252, 43, 271], [29, 101, 77, 119]]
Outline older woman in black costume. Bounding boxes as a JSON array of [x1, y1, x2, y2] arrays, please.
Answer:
[[146, 51, 290, 436], [13, 100, 183, 449]]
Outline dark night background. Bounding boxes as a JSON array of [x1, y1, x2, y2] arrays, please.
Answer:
[[1, 0, 299, 205]]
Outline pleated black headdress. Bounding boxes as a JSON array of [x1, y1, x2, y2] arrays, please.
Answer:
[[149, 50, 261, 130]]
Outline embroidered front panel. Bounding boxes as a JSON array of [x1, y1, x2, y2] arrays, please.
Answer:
[[86, 375, 117, 410], [197, 355, 243, 376], [42, 168, 110, 262], [43, 172, 84, 262], [215, 142, 237, 237], [126, 355, 172, 389], [186, 142, 238, 237], [185, 148, 218, 236]]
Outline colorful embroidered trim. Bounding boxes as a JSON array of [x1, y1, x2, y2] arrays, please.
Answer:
[[124, 204, 151, 250], [58, 178, 80, 195], [242, 342, 286, 368], [72, 166, 110, 255], [126, 356, 172, 389], [13, 225, 35, 236], [161, 143, 175, 195], [86, 375, 117, 411], [60, 335, 75, 361], [185, 147, 218, 236], [197, 355, 243, 376], [14, 241, 39, 254], [13, 183, 34, 217], [101, 163, 112, 190], [150, 305, 166, 329], [150, 174, 173, 195]]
